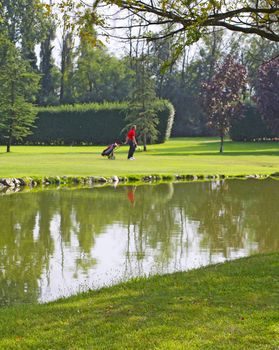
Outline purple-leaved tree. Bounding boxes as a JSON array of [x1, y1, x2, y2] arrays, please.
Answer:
[[255, 56, 279, 135], [202, 55, 247, 153]]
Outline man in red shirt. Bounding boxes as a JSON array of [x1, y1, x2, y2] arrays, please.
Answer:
[[126, 125, 138, 160]]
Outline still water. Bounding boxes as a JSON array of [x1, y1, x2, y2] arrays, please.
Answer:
[[0, 180, 278, 306]]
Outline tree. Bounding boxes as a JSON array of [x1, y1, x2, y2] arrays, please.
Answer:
[[0, 0, 49, 69], [255, 56, 279, 134], [60, 28, 75, 104], [80, 1, 279, 49], [0, 35, 39, 152], [171, 29, 226, 136], [139, 27, 231, 137], [39, 30, 61, 106], [242, 36, 279, 95], [57, 0, 85, 104], [38, 0, 60, 106], [202, 55, 247, 152], [74, 24, 134, 103], [20, 0, 47, 70], [126, 57, 159, 151]]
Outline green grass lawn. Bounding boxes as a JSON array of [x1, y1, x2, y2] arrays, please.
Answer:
[[0, 138, 279, 177], [0, 253, 278, 350]]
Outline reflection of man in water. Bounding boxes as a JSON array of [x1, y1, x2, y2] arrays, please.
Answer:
[[127, 186, 136, 206]]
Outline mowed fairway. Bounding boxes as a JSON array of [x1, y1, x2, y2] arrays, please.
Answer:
[[0, 138, 279, 177]]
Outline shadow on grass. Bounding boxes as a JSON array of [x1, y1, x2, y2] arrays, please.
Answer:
[[152, 141, 279, 156], [153, 151, 279, 156]]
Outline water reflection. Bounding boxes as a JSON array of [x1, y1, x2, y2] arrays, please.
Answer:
[[0, 180, 278, 305]]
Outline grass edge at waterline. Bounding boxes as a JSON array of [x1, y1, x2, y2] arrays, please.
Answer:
[[0, 253, 278, 349]]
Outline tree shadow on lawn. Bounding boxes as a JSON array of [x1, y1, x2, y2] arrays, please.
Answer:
[[152, 141, 279, 157], [153, 151, 279, 156]]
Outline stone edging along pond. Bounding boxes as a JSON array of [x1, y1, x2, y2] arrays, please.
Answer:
[[0, 172, 279, 190]]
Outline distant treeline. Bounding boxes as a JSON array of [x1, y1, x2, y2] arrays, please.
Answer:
[[1, 1, 278, 146], [19, 100, 175, 145]]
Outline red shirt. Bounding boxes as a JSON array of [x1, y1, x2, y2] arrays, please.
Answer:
[[127, 129, 136, 140]]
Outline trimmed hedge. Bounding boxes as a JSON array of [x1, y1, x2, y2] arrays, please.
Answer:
[[230, 103, 275, 141], [22, 100, 175, 145]]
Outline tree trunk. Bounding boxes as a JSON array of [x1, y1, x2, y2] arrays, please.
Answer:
[[7, 123, 13, 153], [7, 81, 15, 153], [60, 27, 73, 103], [60, 34, 66, 103], [6, 138, 11, 153], [219, 134, 224, 153], [143, 133, 147, 151], [39, 21, 54, 105], [7, 118, 12, 152], [207, 28, 218, 82]]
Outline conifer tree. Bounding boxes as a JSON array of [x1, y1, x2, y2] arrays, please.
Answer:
[[126, 56, 159, 151], [0, 35, 39, 152]]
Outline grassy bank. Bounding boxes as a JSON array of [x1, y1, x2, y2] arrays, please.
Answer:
[[0, 253, 278, 350], [0, 138, 279, 178]]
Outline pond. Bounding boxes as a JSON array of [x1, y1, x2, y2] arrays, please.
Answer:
[[0, 179, 278, 306]]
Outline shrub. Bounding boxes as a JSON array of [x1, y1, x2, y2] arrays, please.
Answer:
[[230, 103, 275, 141], [155, 100, 175, 143]]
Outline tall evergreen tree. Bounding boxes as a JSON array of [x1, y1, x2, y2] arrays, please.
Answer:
[[60, 26, 75, 104], [38, 13, 59, 106], [0, 35, 39, 152], [126, 56, 159, 151]]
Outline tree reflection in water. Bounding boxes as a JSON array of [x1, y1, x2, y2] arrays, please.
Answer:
[[0, 179, 278, 305]]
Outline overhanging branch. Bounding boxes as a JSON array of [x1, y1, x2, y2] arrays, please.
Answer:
[[104, 1, 279, 42]]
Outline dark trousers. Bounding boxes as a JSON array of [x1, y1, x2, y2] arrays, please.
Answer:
[[128, 140, 136, 159]]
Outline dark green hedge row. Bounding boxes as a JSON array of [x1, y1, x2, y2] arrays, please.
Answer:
[[22, 100, 175, 145], [230, 104, 275, 141]]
